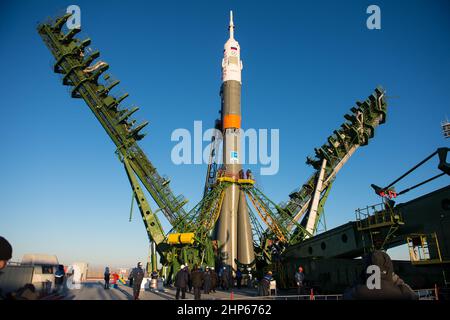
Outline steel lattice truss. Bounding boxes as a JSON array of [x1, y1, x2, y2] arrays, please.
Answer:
[[37, 13, 389, 272]]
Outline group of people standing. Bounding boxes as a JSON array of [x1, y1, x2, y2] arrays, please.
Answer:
[[104, 262, 145, 300], [101, 251, 418, 301], [175, 265, 240, 300]]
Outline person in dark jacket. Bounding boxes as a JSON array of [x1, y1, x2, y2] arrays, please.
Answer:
[[203, 266, 212, 294], [175, 264, 189, 300], [191, 265, 204, 300], [236, 269, 242, 289], [294, 266, 305, 295], [0, 236, 12, 271], [221, 266, 231, 290], [218, 267, 224, 289], [104, 267, 111, 289], [186, 265, 193, 293], [128, 272, 134, 287], [129, 262, 145, 300], [260, 271, 273, 296], [210, 267, 218, 293], [0, 237, 12, 300], [54, 264, 65, 294], [344, 250, 418, 300]]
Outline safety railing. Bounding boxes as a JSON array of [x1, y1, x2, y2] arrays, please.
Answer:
[[230, 289, 437, 300], [232, 294, 343, 300], [355, 202, 403, 231], [414, 288, 437, 300]]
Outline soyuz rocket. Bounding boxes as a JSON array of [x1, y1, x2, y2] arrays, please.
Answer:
[[213, 11, 255, 272]]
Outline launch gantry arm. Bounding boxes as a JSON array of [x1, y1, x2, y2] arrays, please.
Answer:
[[281, 87, 388, 241], [122, 154, 167, 255], [37, 14, 189, 254]]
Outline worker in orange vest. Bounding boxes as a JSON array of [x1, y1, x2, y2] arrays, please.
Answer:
[[112, 272, 119, 289]]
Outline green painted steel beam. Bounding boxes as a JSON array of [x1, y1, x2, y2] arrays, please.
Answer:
[[37, 16, 189, 231], [282, 87, 388, 234]]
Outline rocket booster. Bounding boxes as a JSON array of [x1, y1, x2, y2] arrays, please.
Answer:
[[221, 10, 242, 175], [214, 11, 255, 272]]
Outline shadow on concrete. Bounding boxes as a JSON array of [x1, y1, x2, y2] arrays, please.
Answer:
[[64, 281, 117, 300], [114, 286, 134, 300], [149, 290, 176, 300]]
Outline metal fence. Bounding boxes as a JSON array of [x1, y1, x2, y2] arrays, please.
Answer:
[[233, 294, 343, 300], [232, 289, 437, 300], [414, 288, 437, 300]]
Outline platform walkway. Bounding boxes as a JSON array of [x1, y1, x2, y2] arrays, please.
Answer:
[[63, 280, 258, 300]]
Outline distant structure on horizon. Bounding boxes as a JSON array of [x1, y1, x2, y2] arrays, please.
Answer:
[[442, 119, 450, 139]]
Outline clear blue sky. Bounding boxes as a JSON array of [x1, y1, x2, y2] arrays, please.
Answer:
[[0, 0, 449, 268]]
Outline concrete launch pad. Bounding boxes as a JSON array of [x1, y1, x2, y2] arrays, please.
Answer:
[[63, 281, 258, 300]]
